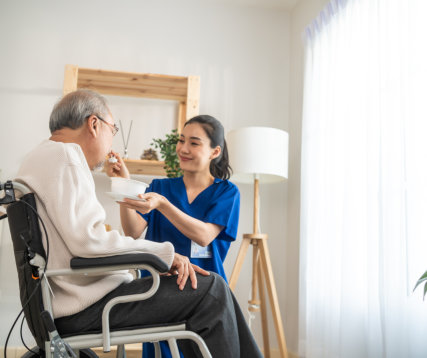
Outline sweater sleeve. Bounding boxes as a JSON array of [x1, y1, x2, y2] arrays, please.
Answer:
[[40, 152, 175, 268]]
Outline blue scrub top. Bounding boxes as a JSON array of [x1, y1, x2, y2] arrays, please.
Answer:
[[137, 176, 240, 280]]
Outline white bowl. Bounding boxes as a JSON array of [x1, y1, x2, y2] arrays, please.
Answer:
[[110, 177, 149, 197]]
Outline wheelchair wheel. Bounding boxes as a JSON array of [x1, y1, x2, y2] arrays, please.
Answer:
[[21, 347, 98, 358]]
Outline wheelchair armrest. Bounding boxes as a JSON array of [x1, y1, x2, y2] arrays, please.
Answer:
[[70, 253, 169, 273]]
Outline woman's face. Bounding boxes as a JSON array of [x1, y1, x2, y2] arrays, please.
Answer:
[[176, 123, 220, 175]]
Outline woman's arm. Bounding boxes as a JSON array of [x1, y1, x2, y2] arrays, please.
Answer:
[[120, 192, 223, 246], [157, 194, 223, 246], [120, 205, 148, 239]]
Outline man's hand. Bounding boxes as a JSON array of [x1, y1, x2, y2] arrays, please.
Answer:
[[105, 151, 130, 179], [170, 253, 210, 290]]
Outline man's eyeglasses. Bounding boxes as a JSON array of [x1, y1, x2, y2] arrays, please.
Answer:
[[95, 116, 119, 136]]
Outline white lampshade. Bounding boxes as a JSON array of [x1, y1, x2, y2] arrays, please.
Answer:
[[227, 127, 289, 184]]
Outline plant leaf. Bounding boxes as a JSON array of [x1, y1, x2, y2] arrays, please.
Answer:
[[414, 270, 427, 292]]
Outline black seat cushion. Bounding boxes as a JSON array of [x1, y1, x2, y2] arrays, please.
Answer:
[[71, 253, 169, 273]]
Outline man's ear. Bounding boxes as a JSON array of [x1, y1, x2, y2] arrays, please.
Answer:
[[87, 115, 99, 138], [210, 146, 221, 160]]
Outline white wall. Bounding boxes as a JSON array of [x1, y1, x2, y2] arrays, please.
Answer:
[[0, 0, 293, 352]]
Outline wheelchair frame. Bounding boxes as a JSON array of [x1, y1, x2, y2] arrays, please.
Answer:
[[1, 181, 212, 358]]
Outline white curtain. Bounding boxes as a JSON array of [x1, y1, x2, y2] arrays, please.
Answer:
[[300, 0, 427, 357]]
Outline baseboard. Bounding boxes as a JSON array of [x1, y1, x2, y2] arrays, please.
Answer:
[[92, 344, 141, 358], [1, 345, 299, 358], [0, 347, 31, 358], [261, 348, 299, 358]]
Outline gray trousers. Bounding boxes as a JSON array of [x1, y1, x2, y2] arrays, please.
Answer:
[[55, 272, 263, 358]]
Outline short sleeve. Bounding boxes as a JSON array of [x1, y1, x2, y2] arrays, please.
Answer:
[[203, 182, 240, 242]]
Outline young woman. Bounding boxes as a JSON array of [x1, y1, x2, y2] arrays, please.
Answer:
[[106, 115, 240, 358]]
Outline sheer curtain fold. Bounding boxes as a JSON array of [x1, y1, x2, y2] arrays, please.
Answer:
[[300, 0, 427, 357]]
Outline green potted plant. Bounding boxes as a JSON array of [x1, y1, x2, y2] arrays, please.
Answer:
[[151, 129, 183, 178], [414, 270, 427, 300]]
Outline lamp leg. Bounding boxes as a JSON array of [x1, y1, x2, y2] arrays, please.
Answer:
[[229, 237, 251, 290], [229, 233, 288, 358], [257, 255, 270, 357], [258, 238, 288, 358], [248, 243, 260, 311]]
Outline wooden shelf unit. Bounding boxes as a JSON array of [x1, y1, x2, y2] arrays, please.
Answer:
[[123, 159, 166, 176], [63, 65, 200, 176]]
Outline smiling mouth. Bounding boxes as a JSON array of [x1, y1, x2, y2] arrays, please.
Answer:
[[179, 156, 191, 161]]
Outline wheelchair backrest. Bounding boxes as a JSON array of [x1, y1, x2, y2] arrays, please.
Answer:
[[6, 193, 49, 349]]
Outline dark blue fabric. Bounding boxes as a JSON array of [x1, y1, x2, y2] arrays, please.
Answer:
[[138, 176, 240, 280], [139, 177, 240, 358]]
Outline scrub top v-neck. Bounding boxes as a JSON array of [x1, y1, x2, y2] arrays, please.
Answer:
[[138, 176, 240, 280]]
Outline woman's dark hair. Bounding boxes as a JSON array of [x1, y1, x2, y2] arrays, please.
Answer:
[[184, 115, 232, 180]]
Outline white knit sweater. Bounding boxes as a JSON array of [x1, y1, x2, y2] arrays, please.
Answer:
[[16, 140, 175, 318]]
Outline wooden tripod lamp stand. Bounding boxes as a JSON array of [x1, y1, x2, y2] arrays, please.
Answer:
[[227, 127, 289, 358]]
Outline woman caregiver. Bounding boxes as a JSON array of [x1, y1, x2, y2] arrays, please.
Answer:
[[106, 115, 240, 358]]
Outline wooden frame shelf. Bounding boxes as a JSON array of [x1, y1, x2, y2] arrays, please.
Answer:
[[63, 65, 200, 176], [124, 159, 166, 176]]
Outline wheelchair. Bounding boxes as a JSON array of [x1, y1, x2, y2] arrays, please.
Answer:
[[0, 180, 212, 358]]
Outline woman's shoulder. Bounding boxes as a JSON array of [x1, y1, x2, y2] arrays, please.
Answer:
[[150, 176, 182, 190], [213, 178, 240, 195]]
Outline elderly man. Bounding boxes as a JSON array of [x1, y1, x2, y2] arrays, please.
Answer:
[[16, 89, 263, 358]]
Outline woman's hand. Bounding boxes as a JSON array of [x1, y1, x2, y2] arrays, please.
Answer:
[[119, 192, 167, 214], [105, 150, 130, 179], [170, 253, 210, 290]]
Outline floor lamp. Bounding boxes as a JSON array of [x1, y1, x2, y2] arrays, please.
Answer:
[[227, 127, 289, 358]]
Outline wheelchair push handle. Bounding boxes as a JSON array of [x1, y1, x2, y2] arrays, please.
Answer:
[[1, 180, 32, 206], [1, 180, 33, 220], [0, 180, 16, 206]]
